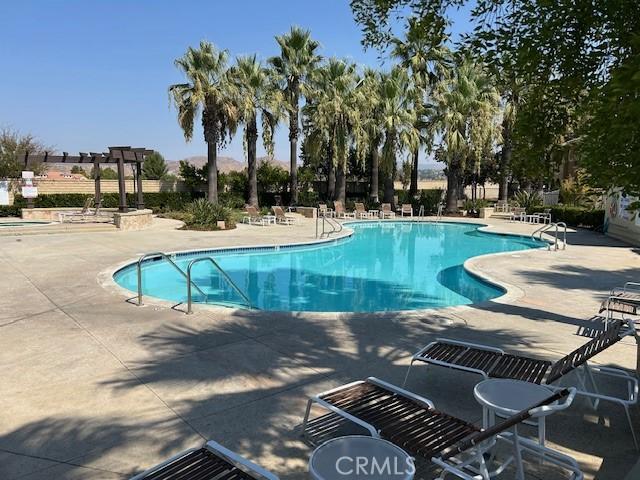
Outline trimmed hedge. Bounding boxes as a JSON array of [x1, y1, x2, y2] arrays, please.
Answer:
[[0, 205, 21, 217], [396, 189, 444, 215], [531, 206, 604, 229], [8, 192, 195, 213]]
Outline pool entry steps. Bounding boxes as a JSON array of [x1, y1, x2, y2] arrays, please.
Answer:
[[135, 252, 254, 313]]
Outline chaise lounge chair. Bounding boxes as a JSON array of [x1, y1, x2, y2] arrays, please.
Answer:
[[334, 200, 356, 219], [354, 202, 373, 219], [380, 203, 396, 219], [400, 203, 413, 217], [600, 283, 640, 319], [272, 205, 296, 225], [130, 440, 278, 479], [404, 319, 639, 448], [243, 206, 271, 226], [303, 377, 581, 480], [59, 197, 112, 223], [318, 203, 335, 218]]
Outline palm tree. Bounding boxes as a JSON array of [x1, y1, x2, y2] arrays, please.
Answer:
[[269, 26, 321, 204], [169, 41, 238, 204], [432, 54, 501, 213], [230, 55, 282, 207], [378, 67, 419, 204], [358, 68, 385, 202], [303, 58, 362, 204], [391, 17, 450, 197]]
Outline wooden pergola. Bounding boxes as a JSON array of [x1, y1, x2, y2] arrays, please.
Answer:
[[18, 146, 154, 212]]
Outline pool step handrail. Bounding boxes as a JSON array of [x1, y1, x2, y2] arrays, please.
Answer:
[[531, 222, 568, 251], [136, 252, 207, 306], [435, 190, 446, 223], [316, 211, 342, 238], [186, 257, 253, 314]]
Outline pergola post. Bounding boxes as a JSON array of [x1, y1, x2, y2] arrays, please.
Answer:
[[135, 154, 144, 210], [92, 155, 102, 208], [116, 149, 127, 212]]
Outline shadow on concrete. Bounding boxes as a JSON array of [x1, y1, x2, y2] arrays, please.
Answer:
[[511, 264, 640, 295], [2, 297, 637, 478]]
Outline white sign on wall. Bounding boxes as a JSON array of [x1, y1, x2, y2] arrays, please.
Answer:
[[0, 181, 9, 206], [21, 186, 38, 198]]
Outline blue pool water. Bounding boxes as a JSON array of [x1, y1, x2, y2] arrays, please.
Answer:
[[114, 222, 544, 312]]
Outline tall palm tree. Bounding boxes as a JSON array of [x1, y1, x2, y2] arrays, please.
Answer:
[[378, 67, 419, 204], [358, 68, 385, 202], [269, 26, 321, 204], [391, 17, 450, 197], [169, 41, 238, 204], [230, 55, 282, 207], [432, 54, 501, 212], [303, 58, 362, 204]]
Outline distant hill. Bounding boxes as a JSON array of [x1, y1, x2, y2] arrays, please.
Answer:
[[166, 156, 289, 175]]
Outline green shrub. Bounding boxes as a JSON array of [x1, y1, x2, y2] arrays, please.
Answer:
[[462, 198, 489, 215], [219, 192, 246, 209], [513, 191, 543, 211], [298, 190, 319, 207], [0, 205, 21, 217], [530, 206, 605, 229], [183, 199, 235, 230], [396, 189, 443, 215]]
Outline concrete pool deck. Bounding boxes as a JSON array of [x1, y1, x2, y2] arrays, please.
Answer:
[[0, 215, 638, 479]]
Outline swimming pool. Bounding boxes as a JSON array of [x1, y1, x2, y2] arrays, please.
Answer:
[[114, 222, 544, 312]]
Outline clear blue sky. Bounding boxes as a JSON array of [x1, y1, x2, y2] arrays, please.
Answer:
[[0, 1, 471, 166]]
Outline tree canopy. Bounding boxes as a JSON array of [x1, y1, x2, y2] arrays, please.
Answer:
[[142, 152, 169, 180]]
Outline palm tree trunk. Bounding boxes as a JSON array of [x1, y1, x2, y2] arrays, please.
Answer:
[[289, 90, 300, 204], [327, 158, 336, 200], [409, 148, 419, 197], [499, 117, 512, 201], [445, 156, 461, 213], [207, 141, 218, 204], [370, 146, 379, 202], [382, 160, 396, 205], [247, 117, 259, 207], [383, 177, 395, 204], [335, 162, 346, 203]]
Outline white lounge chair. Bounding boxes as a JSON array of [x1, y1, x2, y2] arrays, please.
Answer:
[[334, 200, 355, 219], [272, 205, 296, 225], [354, 202, 373, 219], [380, 203, 396, 219], [400, 203, 413, 217], [58, 197, 112, 223], [243, 205, 272, 226], [318, 203, 335, 218]]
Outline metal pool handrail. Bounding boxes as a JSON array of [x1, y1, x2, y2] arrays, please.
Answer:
[[136, 252, 206, 306], [531, 222, 568, 251], [316, 210, 342, 238], [186, 257, 254, 314]]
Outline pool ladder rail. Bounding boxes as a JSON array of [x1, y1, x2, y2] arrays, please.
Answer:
[[531, 222, 567, 251], [136, 252, 254, 313], [315, 210, 343, 238]]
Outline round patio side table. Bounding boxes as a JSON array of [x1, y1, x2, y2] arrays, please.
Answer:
[[309, 435, 414, 480], [474, 378, 556, 480]]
